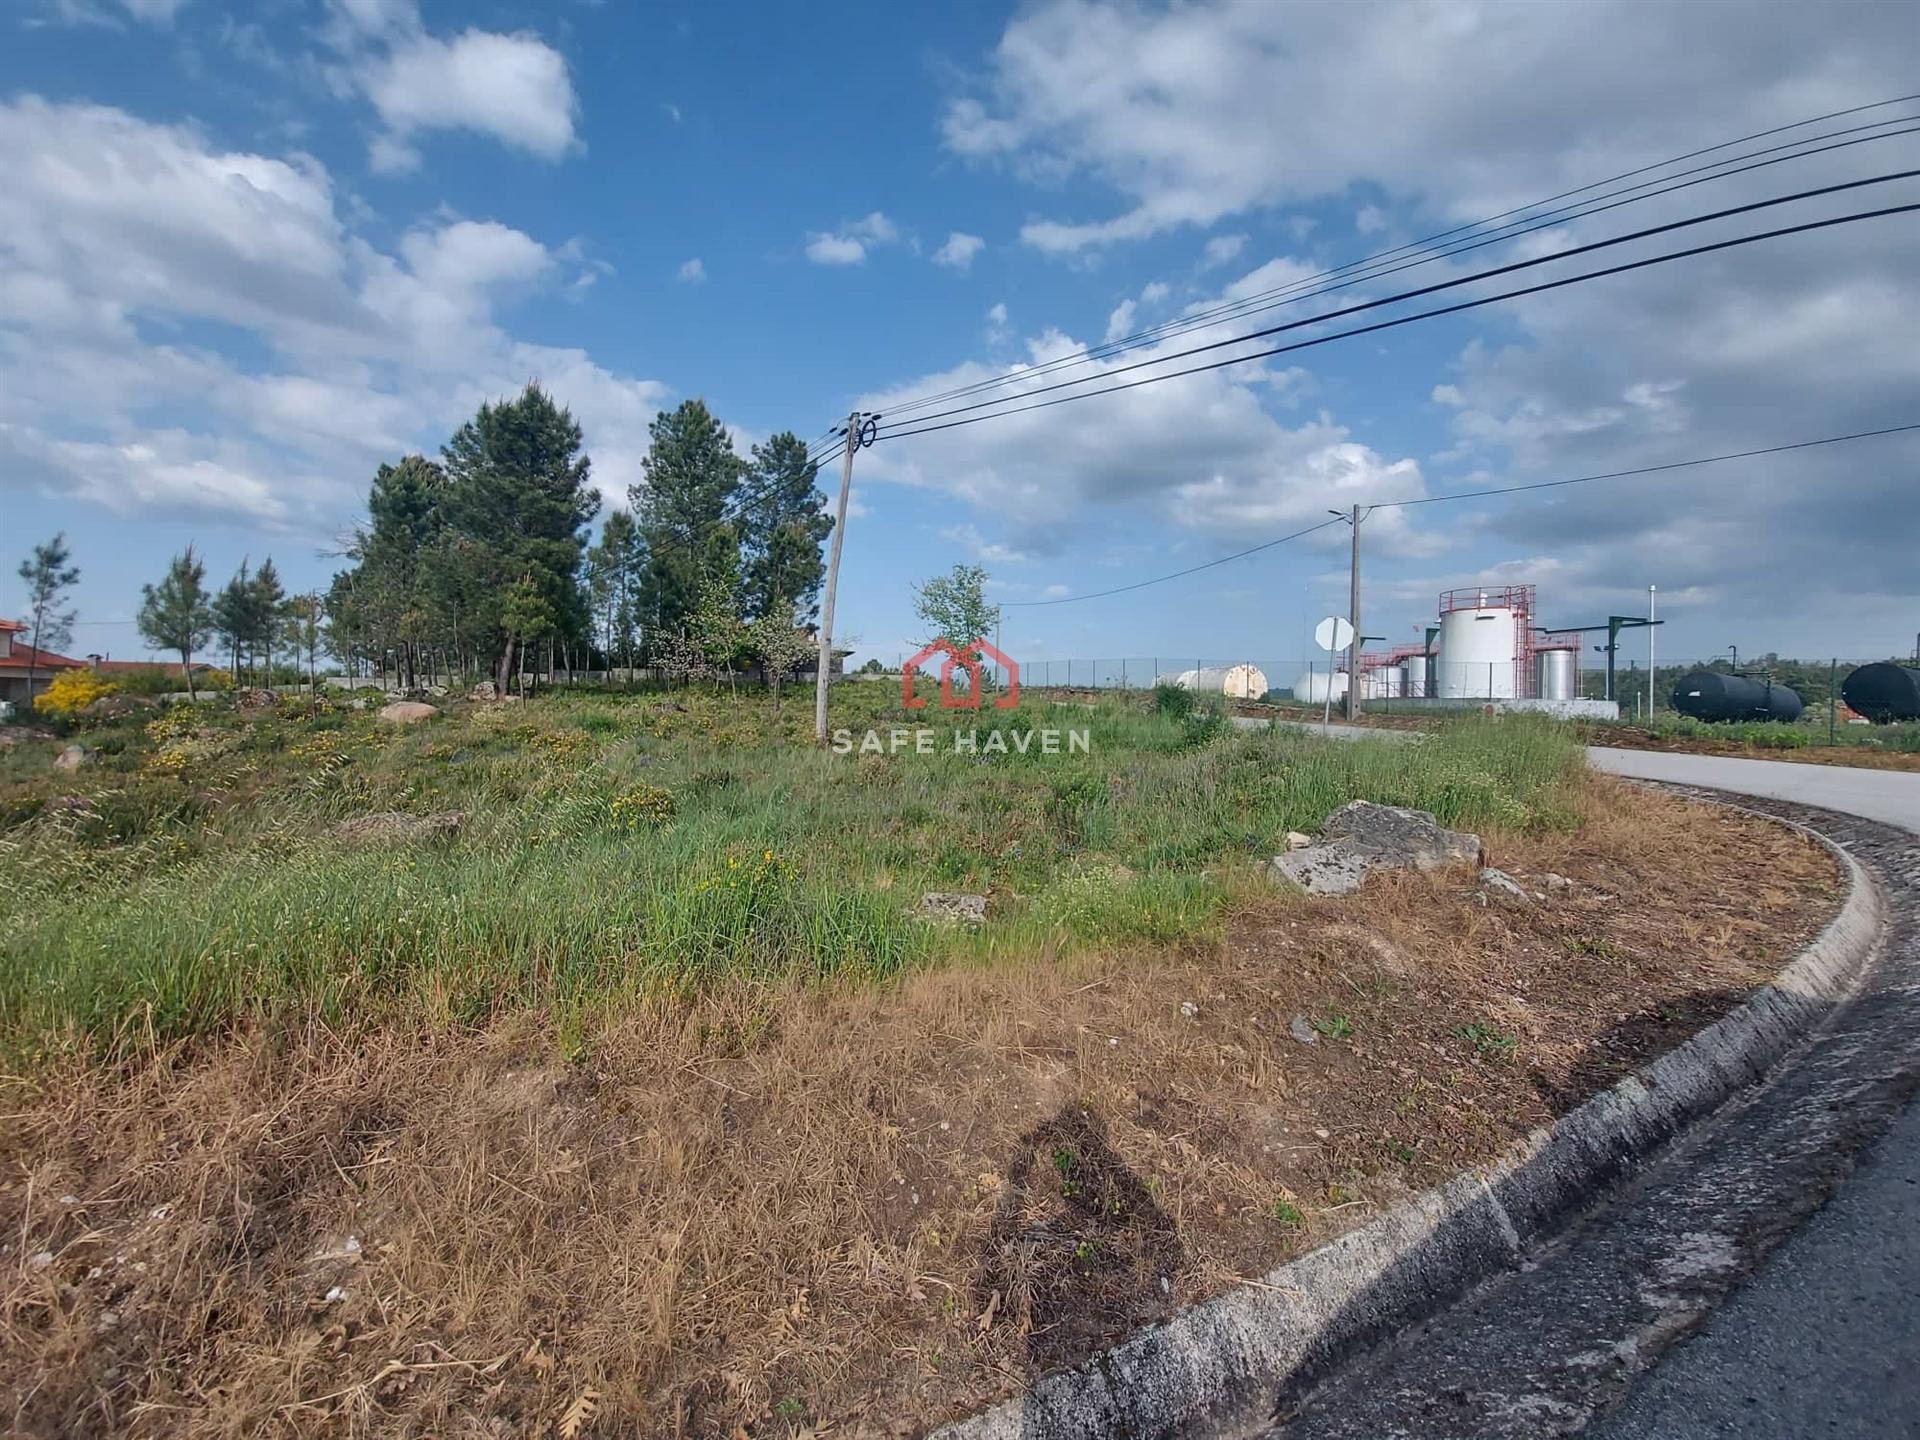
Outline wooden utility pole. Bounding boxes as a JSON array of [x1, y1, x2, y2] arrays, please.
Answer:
[[814, 413, 864, 743], [1345, 504, 1363, 720]]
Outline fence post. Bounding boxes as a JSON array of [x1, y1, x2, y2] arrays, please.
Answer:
[[1829, 657, 1837, 743]]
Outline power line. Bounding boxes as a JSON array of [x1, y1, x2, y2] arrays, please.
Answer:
[[880, 172, 1920, 436], [881, 197, 1920, 443], [881, 119, 1920, 424], [1004, 422, 1920, 608], [875, 94, 1920, 421], [882, 116, 1920, 423]]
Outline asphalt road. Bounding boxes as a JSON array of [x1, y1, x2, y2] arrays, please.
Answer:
[[1584, 748, 1920, 1440], [1586, 746, 1920, 832], [1263, 740, 1920, 1438]]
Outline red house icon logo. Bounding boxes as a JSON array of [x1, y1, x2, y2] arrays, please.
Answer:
[[902, 637, 1021, 710]]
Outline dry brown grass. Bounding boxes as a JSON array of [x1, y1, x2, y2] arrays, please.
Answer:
[[0, 778, 1839, 1439]]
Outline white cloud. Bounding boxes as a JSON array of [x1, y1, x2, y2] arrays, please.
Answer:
[[934, 231, 986, 270], [1201, 234, 1247, 268], [0, 97, 667, 529], [35, 0, 186, 24], [363, 28, 579, 163], [949, 0, 1917, 252], [853, 311, 1425, 550], [322, 3, 577, 168], [1103, 298, 1136, 342], [805, 211, 900, 265], [942, 522, 1029, 565], [677, 257, 706, 284], [805, 234, 869, 266], [1355, 205, 1388, 235]]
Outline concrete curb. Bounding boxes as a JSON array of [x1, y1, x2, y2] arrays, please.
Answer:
[[934, 809, 1885, 1440]]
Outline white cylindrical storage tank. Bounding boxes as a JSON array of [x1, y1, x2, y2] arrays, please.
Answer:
[[1436, 604, 1518, 698], [1156, 664, 1269, 699], [1290, 669, 1349, 704], [1400, 657, 1428, 698], [1360, 666, 1401, 699], [1535, 646, 1578, 701]]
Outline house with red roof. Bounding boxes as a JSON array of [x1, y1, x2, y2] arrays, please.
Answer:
[[0, 618, 86, 708]]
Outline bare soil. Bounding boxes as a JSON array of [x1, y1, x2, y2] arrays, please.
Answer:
[[0, 779, 1840, 1439]]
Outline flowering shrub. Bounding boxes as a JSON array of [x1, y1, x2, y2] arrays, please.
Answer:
[[33, 670, 118, 719], [610, 783, 676, 829]]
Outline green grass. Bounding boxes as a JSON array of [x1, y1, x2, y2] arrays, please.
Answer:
[[1591, 712, 1920, 753], [0, 685, 1584, 1060]]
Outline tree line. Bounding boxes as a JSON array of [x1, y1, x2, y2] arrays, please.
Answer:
[[127, 385, 834, 700]]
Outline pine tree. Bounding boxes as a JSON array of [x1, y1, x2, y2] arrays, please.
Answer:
[[16, 533, 80, 699], [251, 557, 287, 688], [137, 546, 214, 701], [739, 432, 832, 622], [439, 385, 596, 697], [362, 455, 445, 686], [212, 560, 252, 682], [630, 399, 742, 645], [585, 508, 643, 677]]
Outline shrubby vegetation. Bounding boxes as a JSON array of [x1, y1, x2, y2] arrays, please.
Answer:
[[0, 687, 1583, 1061]]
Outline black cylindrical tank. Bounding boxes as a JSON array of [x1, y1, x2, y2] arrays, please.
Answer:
[[1841, 663, 1920, 724], [1671, 669, 1804, 723]]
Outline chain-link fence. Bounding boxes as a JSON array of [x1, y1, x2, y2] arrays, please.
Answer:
[[876, 654, 1898, 720]]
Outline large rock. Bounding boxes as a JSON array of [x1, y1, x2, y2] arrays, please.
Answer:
[[235, 687, 281, 711], [335, 811, 465, 845], [52, 743, 96, 772], [1270, 800, 1482, 897], [469, 680, 498, 701], [377, 700, 439, 725]]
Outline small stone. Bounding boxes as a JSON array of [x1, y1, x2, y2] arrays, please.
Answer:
[[28, 1251, 53, 1271], [918, 892, 987, 925], [1543, 873, 1575, 890], [52, 743, 96, 771], [1180, 1000, 1199, 1019], [469, 680, 498, 701], [1289, 1014, 1319, 1046], [1480, 867, 1528, 900], [1284, 830, 1314, 851], [323, 1285, 349, 1304]]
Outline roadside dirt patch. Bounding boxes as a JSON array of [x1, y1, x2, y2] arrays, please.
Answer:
[[0, 779, 1840, 1438]]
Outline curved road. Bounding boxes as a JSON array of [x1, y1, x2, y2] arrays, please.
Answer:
[[1586, 746, 1920, 833], [1582, 749, 1920, 1439], [1270, 743, 1920, 1439]]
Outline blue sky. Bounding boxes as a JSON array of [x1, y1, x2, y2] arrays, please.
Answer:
[[5, 0, 1919, 675]]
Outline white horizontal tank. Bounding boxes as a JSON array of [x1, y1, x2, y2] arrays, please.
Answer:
[[1436, 599, 1518, 698], [1291, 669, 1349, 704], [1157, 663, 1270, 699]]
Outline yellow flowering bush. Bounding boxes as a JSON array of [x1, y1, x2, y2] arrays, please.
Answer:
[[33, 670, 118, 719], [609, 783, 675, 829]]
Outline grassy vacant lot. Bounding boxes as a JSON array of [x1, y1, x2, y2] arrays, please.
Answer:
[[2, 686, 1579, 1061], [0, 687, 1840, 1437]]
